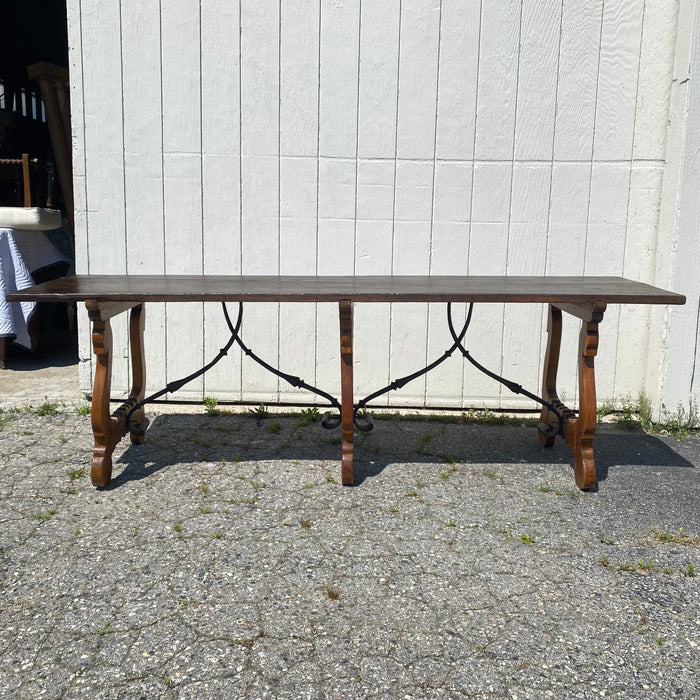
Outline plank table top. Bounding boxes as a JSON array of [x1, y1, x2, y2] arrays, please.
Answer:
[[6, 274, 687, 305]]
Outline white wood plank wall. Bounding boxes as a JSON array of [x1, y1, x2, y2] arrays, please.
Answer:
[[67, 0, 695, 414]]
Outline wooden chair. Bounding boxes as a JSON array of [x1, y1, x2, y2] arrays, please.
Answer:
[[27, 62, 72, 232]]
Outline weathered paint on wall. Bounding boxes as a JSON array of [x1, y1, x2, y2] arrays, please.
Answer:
[[65, 0, 695, 413]]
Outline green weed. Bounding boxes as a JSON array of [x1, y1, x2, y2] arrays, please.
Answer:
[[203, 396, 223, 416], [32, 401, 59, 416], [249, 404, 269, 419], [654, 526, 700, 547], [297, 407, 320, 427]]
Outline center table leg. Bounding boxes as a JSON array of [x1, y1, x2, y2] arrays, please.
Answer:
[[339, 300, 354, 485]]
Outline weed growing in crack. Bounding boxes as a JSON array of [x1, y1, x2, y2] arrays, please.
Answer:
[[324, 585, 340, 601]]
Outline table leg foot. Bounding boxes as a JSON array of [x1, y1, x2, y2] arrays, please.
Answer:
[[91, 448, 113, 488]]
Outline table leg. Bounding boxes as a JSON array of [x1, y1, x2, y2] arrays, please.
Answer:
[[339, 300, 354, 485], [126, 304, 147, 444], [538, 306, 574, 446], [87, 301, 146, 487], [571, 314, 600, 490], [539, 303, 604, 490]]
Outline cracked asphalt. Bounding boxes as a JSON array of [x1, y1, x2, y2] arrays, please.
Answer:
[[0, 403, 699, 699]]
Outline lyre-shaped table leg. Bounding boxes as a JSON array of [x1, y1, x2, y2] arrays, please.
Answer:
[[126, 304, 147, 444], [539, 305, 565, 446], [339, 300, 354, 485], [86, 301, 147, 487], [572, 315, 600, 489], [539, 303, 604, 490], [88, 304, 115, 487]]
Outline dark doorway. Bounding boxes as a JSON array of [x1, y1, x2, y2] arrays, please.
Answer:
[[1, 1, 75, 370]]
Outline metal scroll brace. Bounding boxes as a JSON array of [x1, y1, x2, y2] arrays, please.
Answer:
[[352, 303, 474, 431], [126, 301, 562, 440], [352, 302, 562, 439], [126, 302, 342, 434]]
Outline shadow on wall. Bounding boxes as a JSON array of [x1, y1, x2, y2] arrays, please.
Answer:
[[107, 413, 696, 489]]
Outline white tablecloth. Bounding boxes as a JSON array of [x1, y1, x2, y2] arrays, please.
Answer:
[[0, 228, 73, 349]]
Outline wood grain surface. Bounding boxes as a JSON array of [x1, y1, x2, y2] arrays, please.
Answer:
[[8, 275, 685, 305]]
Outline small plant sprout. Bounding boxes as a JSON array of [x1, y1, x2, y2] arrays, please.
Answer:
[[300, 518, 312, 529], [654, 526, 700, 546], [203, 396, 222, 416], [297, 407, 320, 426], [683, 564, 696, 578], [324, 585, 340, 601], [33, 401, 59, 416], [250, 404, 269, 419], [520, 533, 536, 545]]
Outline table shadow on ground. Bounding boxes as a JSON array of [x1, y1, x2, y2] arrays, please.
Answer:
[[109, 413, 697, 489]]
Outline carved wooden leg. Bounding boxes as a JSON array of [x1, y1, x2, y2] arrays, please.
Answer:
[[539, 305, 564, 446], [86, 301, 146, 487], [571, 317, 600, 490], [540, 303, 605, 490], [127, 304, 146, 443], [339, 300, 354, 485], [88, 303, 115, 487]]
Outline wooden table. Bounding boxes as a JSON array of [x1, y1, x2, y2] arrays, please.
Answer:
[[7, 275, 685, 490]]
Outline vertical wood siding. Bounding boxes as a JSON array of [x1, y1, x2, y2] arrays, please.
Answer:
[[69, 0, 690, 412]]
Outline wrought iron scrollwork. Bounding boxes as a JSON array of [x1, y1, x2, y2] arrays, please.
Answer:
[[126, 300, 562, 440], [444, 303, 562, 438], [351, 304, 474, 431], [352, 303, 563, 438], [127, 302, 342, 433]]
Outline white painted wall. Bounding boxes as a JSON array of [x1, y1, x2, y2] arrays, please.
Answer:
[[65, 0, 695, 414]]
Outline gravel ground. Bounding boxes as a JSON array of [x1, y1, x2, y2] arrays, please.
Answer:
[[0, 404, 699, 699]]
